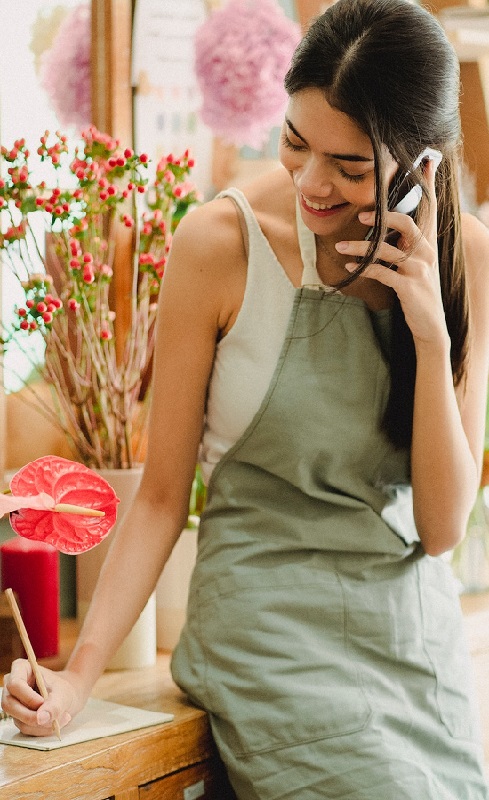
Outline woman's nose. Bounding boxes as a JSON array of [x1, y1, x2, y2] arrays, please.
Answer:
[[297, 158, 334, 198]]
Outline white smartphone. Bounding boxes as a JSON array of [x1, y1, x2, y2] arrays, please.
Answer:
[[365, 147, 443, 245], [389, 146, 443, 215]]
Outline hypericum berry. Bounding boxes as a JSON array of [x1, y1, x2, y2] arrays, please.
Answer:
[[68, 298, 80, 311]]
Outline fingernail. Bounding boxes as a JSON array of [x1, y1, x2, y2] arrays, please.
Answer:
[[344, 262, 358, 272], [60, 712, 72, 727], [335, 241, 349, 252], [37, 710, 51, 725], [358, 211, 374, 222]]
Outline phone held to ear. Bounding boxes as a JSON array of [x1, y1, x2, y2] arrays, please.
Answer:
[[389, 146, 443, 215], [364, 147, 442, 247]]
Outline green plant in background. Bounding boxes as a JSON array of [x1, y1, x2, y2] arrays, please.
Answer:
[[188, 464, 206, 528]]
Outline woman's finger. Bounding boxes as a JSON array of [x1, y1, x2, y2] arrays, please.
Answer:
[[336, 229, 418, 267], [345, 261, 404, 289]]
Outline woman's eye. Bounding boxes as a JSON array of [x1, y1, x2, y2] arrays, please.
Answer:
[[282, 133, 305, 152], [338, 166, 367, 183]]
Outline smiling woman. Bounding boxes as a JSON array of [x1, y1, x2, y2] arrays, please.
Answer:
[[2, 3, 489, 799]]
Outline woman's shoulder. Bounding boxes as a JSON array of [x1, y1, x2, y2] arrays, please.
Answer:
[[461, 212, 489, 292], [460, 212, 489, 347], [172, 166, 295, 264], [461, 211, 489, 265], [172, 191, 245, 260]]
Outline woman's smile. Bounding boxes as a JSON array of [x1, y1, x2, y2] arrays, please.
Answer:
[[300, 192, 350, 217]]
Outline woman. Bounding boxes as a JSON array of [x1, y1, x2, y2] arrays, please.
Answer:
[[4, 0, 489, 797]]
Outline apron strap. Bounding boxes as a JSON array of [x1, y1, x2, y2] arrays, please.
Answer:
[[296, 200, 337, 292]]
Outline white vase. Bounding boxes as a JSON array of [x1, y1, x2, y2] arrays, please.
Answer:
[[156, 524, 198, 650], [76, 465, 157, 669]]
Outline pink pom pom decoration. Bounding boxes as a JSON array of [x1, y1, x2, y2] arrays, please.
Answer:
[[4, 456, 119, 554], [194, 0, 300, 149], [39, 4, 91, 131]]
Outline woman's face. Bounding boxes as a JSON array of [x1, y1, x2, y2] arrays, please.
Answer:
[[279, 88, 398, 239]]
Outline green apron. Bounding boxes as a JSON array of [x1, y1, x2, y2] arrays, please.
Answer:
[[172, 199, 488, 799]]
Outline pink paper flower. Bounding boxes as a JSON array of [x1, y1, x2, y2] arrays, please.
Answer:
[[7, 456, 119, 554], [194, 0, 300, 148], [39, 4, 91, 131]]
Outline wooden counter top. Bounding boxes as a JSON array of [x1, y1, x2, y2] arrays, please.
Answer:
[[0, 621, 235, 800], [1, 594, 488, 799]]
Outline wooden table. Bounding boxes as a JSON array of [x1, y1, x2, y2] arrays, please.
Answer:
[[1, 595, 489, 799], [0, 621, 236, 800]]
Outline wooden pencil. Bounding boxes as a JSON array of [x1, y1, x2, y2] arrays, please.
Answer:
[[4, 588, 61, 740]]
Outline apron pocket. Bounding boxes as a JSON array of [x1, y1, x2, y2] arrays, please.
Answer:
[[196, 569, 372, 757], [419, 558, 478, 741]]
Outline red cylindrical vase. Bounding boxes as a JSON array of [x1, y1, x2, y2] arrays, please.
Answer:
[[1, 537, 59, 658]]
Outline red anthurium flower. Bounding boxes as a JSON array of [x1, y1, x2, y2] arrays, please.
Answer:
[[4, 456, 119, 554]]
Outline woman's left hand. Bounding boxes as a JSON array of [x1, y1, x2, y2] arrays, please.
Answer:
[[335, 159, 449, 350]]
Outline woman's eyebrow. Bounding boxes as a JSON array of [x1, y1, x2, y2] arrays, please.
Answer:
[[284, 117, 374, 163]]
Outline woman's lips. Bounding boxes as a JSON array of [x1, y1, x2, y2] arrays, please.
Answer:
[[300, 193, 349, 217]]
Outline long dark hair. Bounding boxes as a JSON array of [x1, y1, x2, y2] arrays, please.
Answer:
[[285, 0, 467, 449]]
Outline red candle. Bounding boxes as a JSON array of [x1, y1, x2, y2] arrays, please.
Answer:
[[1, 537, 59, 658]]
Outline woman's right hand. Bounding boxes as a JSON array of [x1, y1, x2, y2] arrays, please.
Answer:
[[2, 658, 86, 736]]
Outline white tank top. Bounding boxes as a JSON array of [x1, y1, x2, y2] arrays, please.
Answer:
[[199, 187, 332, 482], [199, 188, 296, 483]]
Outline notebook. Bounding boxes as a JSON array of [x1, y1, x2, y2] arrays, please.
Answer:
[[0, 692, 174, 750]]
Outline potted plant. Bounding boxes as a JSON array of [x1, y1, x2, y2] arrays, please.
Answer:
[[0, 125, 200, 470]]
